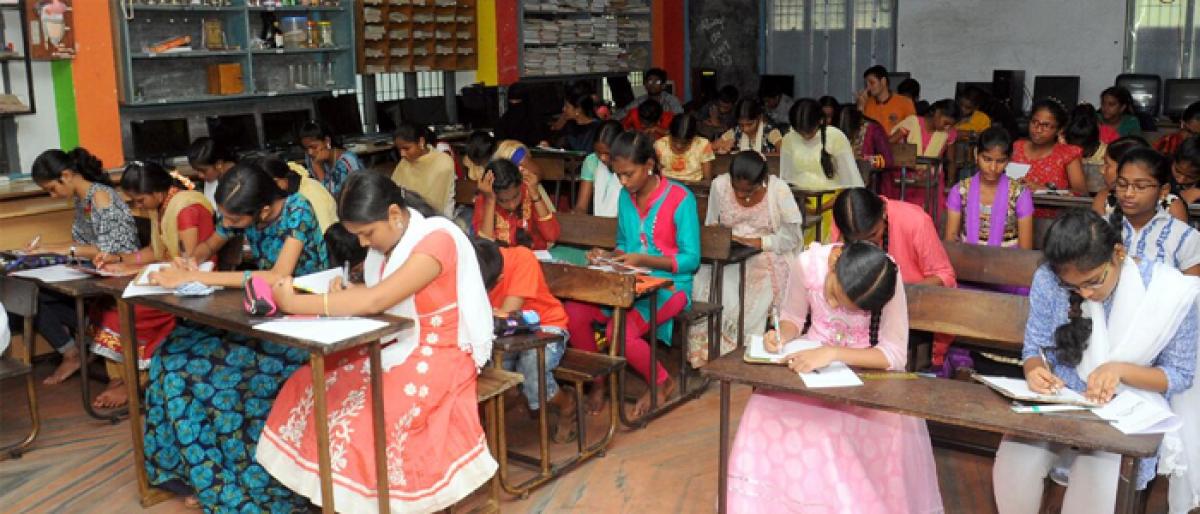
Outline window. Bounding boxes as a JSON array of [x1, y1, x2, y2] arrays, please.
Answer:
[[813, 0, 845, 31], [854, 0, 891, 30], [1125, 0, 1189, 80], [774, 0, 804, 31], [416, 72, 444, 97], [765, 0, 896, 100]]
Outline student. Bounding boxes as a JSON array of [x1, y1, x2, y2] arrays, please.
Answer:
[[1103, 148, 1200, 275], [473, 158, 560, 249], [496, 81, 551, 148], [887, 98, 960, 201], [252, 155, 338, 234], [28, 148, 140, 386], [993, 209, 1197, 514], [956, 86, 993, 134], [945, 127, 1034, 250], [1064, 104, 1107, 190], [761, 81, 794, 128], [833, 187, 957, 366], [391, 123, 456, 217], [817, 95, 840, 125], [256, 172, 497, 512], [654, 114, 715, 182], [140, 163, 329, 512], [1173, 135, 1200, 204], [187, 137, 237, 206], [727, 241, 943, 513], [551, 93, 601, 152], [462, 129, 496, 181], [565, 131, 700, 416], [857, 65, 915, 134], [299, 121, 361, 198], [838, 107, 892, 171], [87, 161, 216, 408], [473, 237, 577, 441], [698, 85, 739, 141], [573, 120, 625, 217], [713, 98, 784, 156], [1098, 86, 1143, 141], [896, 77, 929, 115], [1154, 101, 1200, 156], [1013, 100, 1088, 217], [688, 151, 803, 367], [621, 98, 673, 140], [323, 222, 366, 282], [780, 98, 864, 242], [616, 67, 684, 118], [1090, 136, 1188, 223]]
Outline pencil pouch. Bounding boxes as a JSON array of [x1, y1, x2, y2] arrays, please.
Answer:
[[243, 276, 277, 317], [2, 253, 69, 273]]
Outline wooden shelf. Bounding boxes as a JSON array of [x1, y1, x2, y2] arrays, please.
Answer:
[[131, 49, 246, 59], [357, 0, 477, 73], [124, 5, 242, 13]]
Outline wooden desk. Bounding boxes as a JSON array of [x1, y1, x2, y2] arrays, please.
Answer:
[[92, 279, 411, 514], [10, 275, 125, 422], [701, 348, 1160, 514]]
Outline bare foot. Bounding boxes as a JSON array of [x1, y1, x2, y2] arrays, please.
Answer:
[[43, 349, 81, 385], [92, 379, 129, 409], [585, 378, 608, 416], [632, 376, 676, 418]]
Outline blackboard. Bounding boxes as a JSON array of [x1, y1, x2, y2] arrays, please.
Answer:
[[688, 0, 760, 101]]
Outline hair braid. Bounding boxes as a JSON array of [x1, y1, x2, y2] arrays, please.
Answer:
[[1054, 291, 1091, 365], [868, 309, 881, 347], [819, 125, 835, 179]]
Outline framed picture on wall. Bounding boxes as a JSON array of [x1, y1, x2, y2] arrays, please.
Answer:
[[27, 0, 74, 60]]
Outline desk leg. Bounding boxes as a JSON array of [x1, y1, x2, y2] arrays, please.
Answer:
[[77, 296, 118, 422], [1114, 454, 1140, 514], [369, 342, 391, 514], [718, 380, 730, 514], [536, 345, 550, 476], [737, 261, 746, 349], [310, 354, 336, 513], [119, 301, 156, 505]]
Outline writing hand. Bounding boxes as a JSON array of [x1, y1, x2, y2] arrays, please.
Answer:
[[1086, 363, 1124, 404], [764, 329, 782, 353], [1025, 364, 1066, 395], [786, 346, 837, 373]]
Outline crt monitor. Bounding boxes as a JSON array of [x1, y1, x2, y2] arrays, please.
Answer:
[[376, 100, 402, 134], [759, 74, 795, 98], [261, 110, 310, 151], [206, 114, 260, 154], [1032, 76, 1080, 110], [315, 94, 364, 138], [131, 118, 191, 160], [607, 75, 636, 111], [400, 97, 451, 127], [1164, 79, 1200, 119], [1116, 74, 1161, 116]]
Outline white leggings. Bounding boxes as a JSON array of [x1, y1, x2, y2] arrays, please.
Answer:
[[993, 436, 1122, 514]]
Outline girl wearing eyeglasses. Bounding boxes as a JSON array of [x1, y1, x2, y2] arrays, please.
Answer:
[[1011, 100, 1088, 218], [994, 209, 1200, 514], [1100, 148, 1200, 276]]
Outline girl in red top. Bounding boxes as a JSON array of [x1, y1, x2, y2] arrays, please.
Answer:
[[1012, 99, 1088, 218], [473, 158, 560, 250]]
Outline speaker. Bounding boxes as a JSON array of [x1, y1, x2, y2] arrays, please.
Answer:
[[992, 69, 1025, 113]]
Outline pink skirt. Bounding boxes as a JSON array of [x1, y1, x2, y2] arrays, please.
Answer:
[[728, 391, 944, 514]]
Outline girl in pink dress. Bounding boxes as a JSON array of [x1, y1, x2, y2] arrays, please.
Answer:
[[727, 241, 944, 514], [256, 173, 497, 512]]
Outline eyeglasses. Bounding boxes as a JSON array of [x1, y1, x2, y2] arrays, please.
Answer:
[[1029, 119, 1058, 130], [1057, 261, 1112, 293], [1113, 179, 1160, 193], [645, 79, 663, 86]]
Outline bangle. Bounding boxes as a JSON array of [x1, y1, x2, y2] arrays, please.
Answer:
[[242, 270, 252, 286], [322, 293, 330, 316], [538, 212, 555, 222]]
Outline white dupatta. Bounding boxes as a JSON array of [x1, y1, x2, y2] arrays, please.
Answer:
[[591, 158, 622, 218], [364, 208, 494, 371], [1077, 258, 1200, 513]]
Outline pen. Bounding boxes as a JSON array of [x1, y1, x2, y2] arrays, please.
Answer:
[[341, 262, 350, 289], [1038, 348, 1060, 395], [27, 234, 40, 251], [771, 307, 784, 355], [1012, 404, 1087, 414]]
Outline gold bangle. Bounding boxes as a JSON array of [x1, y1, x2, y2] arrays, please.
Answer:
[[322, 293, 330, 316], [538, 212, 555, 222]]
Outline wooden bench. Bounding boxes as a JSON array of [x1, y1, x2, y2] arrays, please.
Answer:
[[472, 366, 523, 512], [943, 240, 1042, 288], [906, 284, 1028, 355], [0, 275, 40, 458]]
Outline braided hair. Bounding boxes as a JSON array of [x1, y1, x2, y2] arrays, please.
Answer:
[[1042, 209, 1121, 365], [833, 188, 888, 251], [834, 241, 899, 346], [790, 98, 835, 179], [1107, 147, 1173, 232]]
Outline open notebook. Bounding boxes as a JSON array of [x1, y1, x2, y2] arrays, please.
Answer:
[[744, 335, 863, 388], [975, 375, 1099, 408]]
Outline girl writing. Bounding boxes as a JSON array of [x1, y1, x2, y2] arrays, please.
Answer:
[[654, 114, 715, 182], [251, 155, 338, 234], [712, 98, 784, 156], [391, 122, 457, 217], [780, 98, 864, 242], [187, 137, 237, 206], [573, 120, 625, 217]]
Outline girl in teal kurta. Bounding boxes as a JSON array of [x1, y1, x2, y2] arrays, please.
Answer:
[[565, 130, 701, 417], [140, 164, 330, 513]]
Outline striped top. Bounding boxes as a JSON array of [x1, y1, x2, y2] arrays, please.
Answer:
[[1121, 208, 1200, 271]]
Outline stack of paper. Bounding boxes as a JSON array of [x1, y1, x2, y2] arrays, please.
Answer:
[[1093, 393, 1180, 435], [254, 318, 389, 345], [743, 336, 863, 388], [10, 265, 90, 283]]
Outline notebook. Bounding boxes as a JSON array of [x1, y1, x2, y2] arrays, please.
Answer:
[[744, 334, 821, 364], [291, 268, 342, 294], [253, 317, 389, 345], [975, 374, 1099, 407], [744, 335, 863, 388], [1093, 392, 1180, 435]]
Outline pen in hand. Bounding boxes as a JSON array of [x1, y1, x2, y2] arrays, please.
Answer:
[[1038, 348, 1060, 395], [772, 308, 784, 355], [341, 262, 350, 290], [26, 234, 40, 252]]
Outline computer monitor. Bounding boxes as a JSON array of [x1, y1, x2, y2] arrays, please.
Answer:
[[130, 118, 191, 161], [375, 100, 402, 134], [1032, 76, 1080, 110], [1117, 74, 1162, 116], [607, 75, 636, 111], [887, 72, 911, 88], [261, 110, 310, 151], [759, 74, 795, 98], [315, 94, 364, 139], [205, 114, 260, 155], [1164, 79, 1200, 119], [955, 82, 993, 100], [400, 97, 451, 127]]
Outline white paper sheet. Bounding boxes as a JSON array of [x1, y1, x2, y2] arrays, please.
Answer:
[[1092, 392, 1180, 435], [799, 361, 864, 388], [123, 262, 215, 298], [745, 335, 821, 363], [10, 264, 90, 283], [976, 375, 1098, 407], [253, 318, 389, 345], [533, 250, 554, 262], [1005, 162, 1032, 180], [291, 268, 342, 294]]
